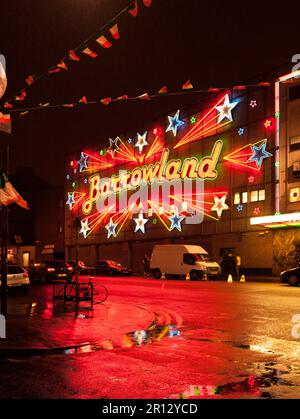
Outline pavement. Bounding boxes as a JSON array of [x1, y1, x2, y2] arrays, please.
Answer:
[[0, 275, 299, 399]]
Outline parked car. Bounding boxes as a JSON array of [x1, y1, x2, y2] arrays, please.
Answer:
[[0, 265, 30, 292], [280, 266, 300, 286], [150, 244, 221, 280], [93, 260, 131, 276], [29, 261, 73, 283], [66, 260, 92, 275]]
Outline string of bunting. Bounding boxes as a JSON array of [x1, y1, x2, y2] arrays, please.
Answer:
[[1, 80, 273, 116], [1, 0, 153, 110]]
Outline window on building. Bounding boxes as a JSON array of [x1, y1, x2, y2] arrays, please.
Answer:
[[258, 189, 265, 201], [290, 187, 300, 203], [242, 192, 248, 203], [290, 136, 300, 152], [234, 193, 240, 205], [250, 190, 258, 202]]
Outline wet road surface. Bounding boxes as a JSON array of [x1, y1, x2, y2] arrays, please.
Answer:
[[0, 276, 300, 398]]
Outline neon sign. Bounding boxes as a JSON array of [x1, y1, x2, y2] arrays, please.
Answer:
[[82, 140, 223, 215]]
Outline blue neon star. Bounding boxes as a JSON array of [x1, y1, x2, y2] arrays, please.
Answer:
[[105, 218, 117, 239], [166, 110, 185, 136], [169, 208, 185, 231], [236, 204, 243, 212], [78, 152, 88, 172], [66, 192, 76, 210], [248, 142, 272, 169], [238, 128, 245, 136]]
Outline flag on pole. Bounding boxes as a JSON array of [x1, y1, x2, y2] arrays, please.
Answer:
[[0, 113, 11, 134], [0, 172, 28, 209], [96, 35, 112, 49]]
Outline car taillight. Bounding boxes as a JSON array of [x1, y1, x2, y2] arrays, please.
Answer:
[[47, 268, 55, 272], [23, 272, 29, 278]]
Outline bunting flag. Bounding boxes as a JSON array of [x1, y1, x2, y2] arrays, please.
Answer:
[[96, 35, 112, 49], [0, 172, 28, 209], [138, 93, 151, 100], [69, 50, 80, 61], [100, 97, 111, 106], [25, 75, 35, 85], [129, 0, 138, 17], [117, 95, 129, 100], [57, 61, 68, 70], [143, 0, 152, 6], [0, 113, 11, 134], [158, 86, 168, 94], [15, 90, 27, 101], [39, 102, 50, 107], [79, 96, 87, 104], [48, 67, 61, 74], [82, 47, 98, 58], [182, 80, 193, 90], [109, 23, 120, 40], [4, 102, 13, 109]]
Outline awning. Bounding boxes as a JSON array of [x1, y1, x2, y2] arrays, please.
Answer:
[[250, 212, 300, 228]]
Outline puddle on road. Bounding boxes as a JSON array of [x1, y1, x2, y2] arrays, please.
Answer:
[[169, 363, 297, 399]]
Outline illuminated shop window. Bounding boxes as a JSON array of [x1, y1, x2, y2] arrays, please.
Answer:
[[289, 187, 300, 203], [234, 193, 240, 205], [258, 189, 265, 201], [242, 192, 248, 203], [290, 136, 300, 152], [250, 190, 258, 202], [250, 189, 265, 202]]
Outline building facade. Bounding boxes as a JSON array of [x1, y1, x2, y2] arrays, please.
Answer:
[[64, 70, 300, 274]]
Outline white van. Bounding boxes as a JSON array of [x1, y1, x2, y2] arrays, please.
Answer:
[[150, 244, 221, 280]]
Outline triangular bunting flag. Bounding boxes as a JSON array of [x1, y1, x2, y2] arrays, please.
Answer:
[[208, 87, 221, 93], [128, 0, 138, 17], [63, 104, 74, 108], [4, 102, 13, 109], [79, 96, 87, 104], [96, 35, 112, 49], [39, 102, 50, 107], [158, 86, 168, 94], [182, 80, 193, 90], [69, 50, 80, 61], [233, 85, 246, 91], [117, 95, 129, 101], [138, 93, 150, 100], [0, 113, 11, 134], [25, 75, 35, 85], [0, 172, 29, 209], [57, 61, 68, 71], [48, 67, 61, 74], [15, 90, 27, 101], [82, 47, 98, 58], [20, 111, 29, 117], [143, 0, 152, 6], [109, 24, 120, 40], [100, 97, 111, 106]]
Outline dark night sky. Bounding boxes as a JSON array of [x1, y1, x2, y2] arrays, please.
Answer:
[[1, 0, 300, 186]]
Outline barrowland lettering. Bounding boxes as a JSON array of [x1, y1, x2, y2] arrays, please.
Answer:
[[83, 140, 223, 215]]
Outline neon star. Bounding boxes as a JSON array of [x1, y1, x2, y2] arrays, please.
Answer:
[[215, 94, 238, 123], [105, 218, 117, 239], [238, 127, 245, 136], [248, 175, 255, 183], [169, 207, 185, 231], [107, 137, 120, 157], [80, 219, 91, 239], [253, 207, 261, 215], [78, 152, 88, 172], [264, 119, 272, 128], [237, 204, 243, 212], [166, 110, 185, 136], [134, 132, 148, 154], [249, 100, 257, 108], [211, 195, 229, 218], [66, 192, 76, 210], [134, 213, 149, 233], [248, 142, 272, 169]]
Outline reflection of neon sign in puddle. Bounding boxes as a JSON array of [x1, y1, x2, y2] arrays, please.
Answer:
[[127, 325, 181, 346]]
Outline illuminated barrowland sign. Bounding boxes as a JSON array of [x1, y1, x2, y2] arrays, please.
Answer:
[[66, 94, 273, 239]]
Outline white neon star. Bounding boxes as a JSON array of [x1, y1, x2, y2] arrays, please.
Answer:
[[211, 195, 229, 218], [80, 219, 91, 239], [66, 192, 76, 210], [134, 212, 148, 233], [215, 94, 238, 124], [78, 152, 88, 172], [166, 110, 185, 136], [107, 137, 120, 157], [134, 132, 148, 154], [105, 218, 117, 239], [169, 207, 185, 231]]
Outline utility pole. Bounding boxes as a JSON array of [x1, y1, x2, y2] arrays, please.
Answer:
[[0, 139, 9, 317]]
